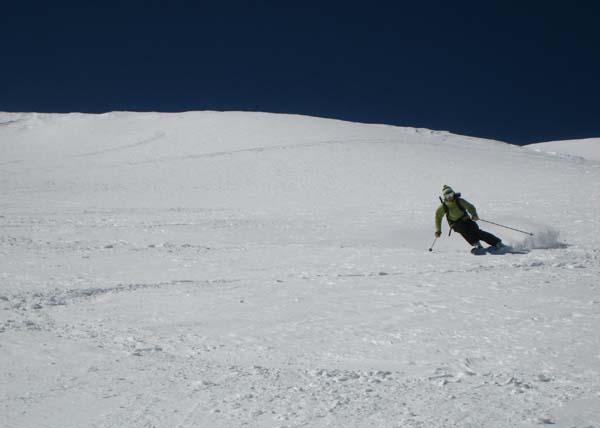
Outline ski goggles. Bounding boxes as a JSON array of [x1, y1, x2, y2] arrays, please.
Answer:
[[443, 192, 455, 200]]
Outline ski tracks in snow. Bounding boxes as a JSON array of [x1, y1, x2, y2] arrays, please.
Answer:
[[3, 247, 599, 427], [71, 131, 167, 158], [2, 209, 600, 427]]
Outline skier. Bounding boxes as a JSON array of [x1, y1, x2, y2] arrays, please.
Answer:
[[434, 185, 505, 254]]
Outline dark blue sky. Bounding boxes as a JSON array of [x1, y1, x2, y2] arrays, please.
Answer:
[[2, 1, 599, 145]]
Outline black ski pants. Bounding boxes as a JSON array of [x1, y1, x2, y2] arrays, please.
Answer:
[[452, 218, 501, 246]]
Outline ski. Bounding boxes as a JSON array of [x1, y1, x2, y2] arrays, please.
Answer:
[[486, 245, 529, 255], [470, 246, 487, 255]]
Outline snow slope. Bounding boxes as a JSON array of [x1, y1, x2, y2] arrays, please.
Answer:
[[526, 137, 600, 162], [1, 111, 599, 428]]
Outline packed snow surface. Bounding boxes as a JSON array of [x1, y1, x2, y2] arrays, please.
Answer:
[[526, 137, 600, 162], [1, 111, 599, 427]]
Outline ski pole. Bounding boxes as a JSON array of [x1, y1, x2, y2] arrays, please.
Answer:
[[428, 237, 438, 252], [479, 219, 534, 236]]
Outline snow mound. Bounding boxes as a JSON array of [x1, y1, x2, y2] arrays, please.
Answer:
[[525, 137, 600, 162]]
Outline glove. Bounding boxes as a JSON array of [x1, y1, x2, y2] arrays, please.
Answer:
[[472, 215, 479, 221], [434, 231, 441, 238]]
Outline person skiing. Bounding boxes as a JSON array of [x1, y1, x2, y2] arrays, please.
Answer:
[[435, 185, 505, 254]]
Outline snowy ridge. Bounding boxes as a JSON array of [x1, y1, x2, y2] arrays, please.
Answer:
[[525, 137, 600, 162], [1, 111, 600, 427]]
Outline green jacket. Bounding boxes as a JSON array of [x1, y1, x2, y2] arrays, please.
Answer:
[[435, 198, 478, 233]]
